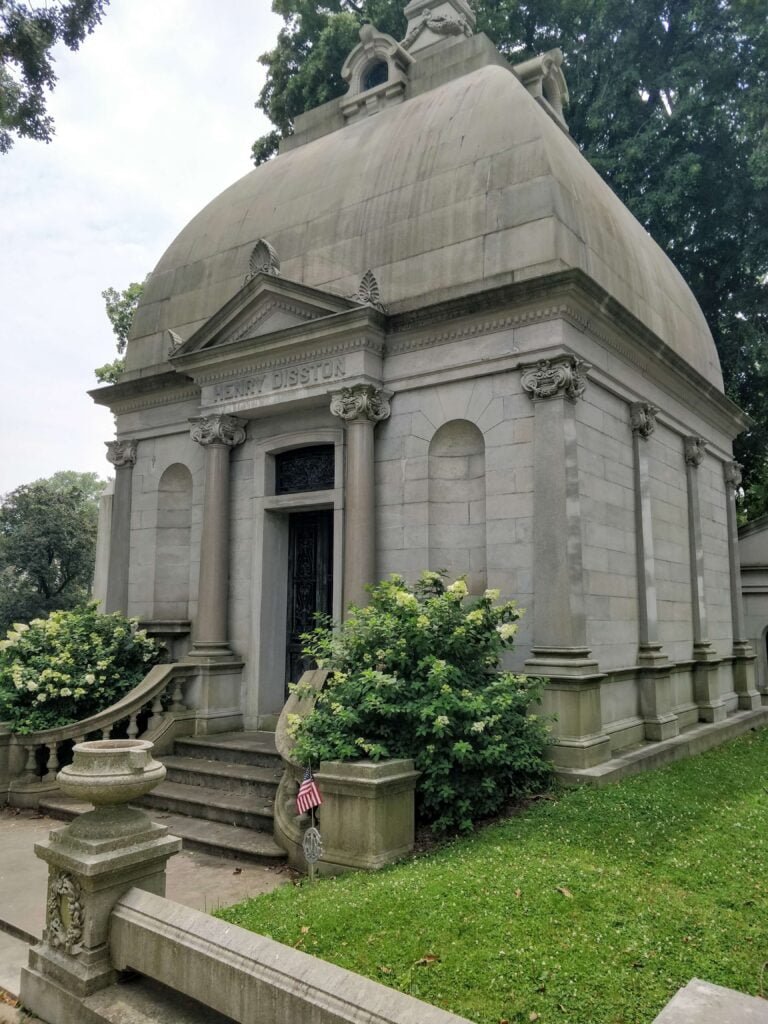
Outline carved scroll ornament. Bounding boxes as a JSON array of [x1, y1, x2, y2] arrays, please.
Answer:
[[684, 435, 707, 468], [724, 460, 743, 490], [330, 384, 390, 423], [630, 401, 658, 440], [105, 439, 138, 468], [46, 871, 84, 955], [520, 356, 589, 402], [190, 414, 247, 448]]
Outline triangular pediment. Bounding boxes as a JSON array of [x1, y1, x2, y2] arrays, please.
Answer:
[[172, 274, 359, 358]]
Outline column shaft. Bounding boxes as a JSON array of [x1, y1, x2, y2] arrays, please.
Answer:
[[724, 461, 760, 708], [104, 440, 137, 614]]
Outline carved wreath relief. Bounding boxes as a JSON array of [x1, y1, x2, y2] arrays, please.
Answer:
[[46, 871, 84, 955], [520, 356, 589, 402], [402, 8, 473, 49]]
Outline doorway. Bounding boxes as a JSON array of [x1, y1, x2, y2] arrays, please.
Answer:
[[285, 509, 334, 690]]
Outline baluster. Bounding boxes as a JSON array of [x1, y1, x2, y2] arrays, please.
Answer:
[[169, 676, 186, 712], [127, 713, 139, 739], [21, 743, 39, 784], [151, 691, 164, 723], [48, 742, 61, 778]]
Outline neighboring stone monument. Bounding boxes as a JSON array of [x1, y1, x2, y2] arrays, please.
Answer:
[[89, 0, 766, 782]]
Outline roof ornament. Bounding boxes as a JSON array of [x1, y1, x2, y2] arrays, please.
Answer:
[[402, 0, 474, 53], [166, 328, 183, 357], [512, 49, 570, 130], [354, 270, 387, 313], [245, 238, 280, 283], [340, 22, 413, 122]]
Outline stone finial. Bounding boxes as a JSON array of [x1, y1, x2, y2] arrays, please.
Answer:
[[245, 239, 280, 283], [402, 0, 475, 53], [354, 269, 386, 312], [724, 460, 743, 491], [684, 435, 707, 468], [167, 328, 183, 356], [520, 356, 590, 403], [190, 414, 247, 448], [330, 384, 391, 423], [105, 439, 138, 468], [630, 401, 658, 440]]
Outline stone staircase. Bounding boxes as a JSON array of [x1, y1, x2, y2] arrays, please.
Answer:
[[40, 730, 287, 865]]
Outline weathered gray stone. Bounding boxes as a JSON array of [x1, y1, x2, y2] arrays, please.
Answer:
[[652, 978, 768, 1023]]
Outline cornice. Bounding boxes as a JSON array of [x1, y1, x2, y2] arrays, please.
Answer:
[[89, 371, 198, 413]]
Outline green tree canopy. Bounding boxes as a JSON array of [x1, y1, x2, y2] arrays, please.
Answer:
[[254, 0, 768, 519], [0, 0, 109, 153], [0, 474, 104, 631], [95, 277, 144, 384]]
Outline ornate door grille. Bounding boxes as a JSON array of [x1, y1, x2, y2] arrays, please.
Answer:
[[286, 510, 333, 689]]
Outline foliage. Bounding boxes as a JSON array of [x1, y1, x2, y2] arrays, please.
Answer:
[[0, 475, 103, 632], [254, 0, 768, 519], [219, 729, 768, 1024], [95, 278, 145, 383], [291, 572, 552, 833], [0, 604, 161, 733], [0, 0, 108, 153]]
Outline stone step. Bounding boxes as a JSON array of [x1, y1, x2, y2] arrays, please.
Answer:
[[174, 731, 279, 768], [140, 781, 274, 832], [162, 755, 283, 799], [37, 795, 285, 865], [85, 975, 235, 1024]]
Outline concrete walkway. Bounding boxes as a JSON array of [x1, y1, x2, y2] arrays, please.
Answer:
[[0, 807, 290, 1000]]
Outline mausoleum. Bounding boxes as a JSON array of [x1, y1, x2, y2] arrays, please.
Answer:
[[91, 0, 767, 781]]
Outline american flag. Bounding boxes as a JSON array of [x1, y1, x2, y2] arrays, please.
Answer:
[[296, 766, 322, 815]]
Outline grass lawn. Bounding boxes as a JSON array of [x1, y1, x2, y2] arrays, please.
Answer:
[[217, 730, 768, 1024]]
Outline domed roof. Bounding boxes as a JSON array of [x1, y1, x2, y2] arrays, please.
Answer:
[[126, 41, 723, 391]]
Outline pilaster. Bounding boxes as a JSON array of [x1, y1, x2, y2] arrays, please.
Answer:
[[330, 384, 390, 612], [521, 356, 610, 769], [104, 439, 137, 614], [684, 436, 726, 723], [630, 402, 678, 741], [724, 460, 760, 708]]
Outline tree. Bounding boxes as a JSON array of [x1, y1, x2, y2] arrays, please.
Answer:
[[94, 278, 144, 384], [0, 0, 109, 154], [253, 0, 768, 519], [0, 473, 104, 631]]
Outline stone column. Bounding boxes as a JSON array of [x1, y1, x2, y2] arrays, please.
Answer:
[[104, 439, 138, 614], [630, 403, 678, 741], [189, 414, 246, 658], [684, 436, 726, 722], [724, 460, 760, 709], [330, 385, 390, 612], [521, 357, 610, 770]]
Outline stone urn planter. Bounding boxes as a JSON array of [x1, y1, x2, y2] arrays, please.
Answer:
[[58, 738, 166, 806]]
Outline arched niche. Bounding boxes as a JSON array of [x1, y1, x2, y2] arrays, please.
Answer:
[[153, 463, 193, 619], [428, 420, 487, 593]]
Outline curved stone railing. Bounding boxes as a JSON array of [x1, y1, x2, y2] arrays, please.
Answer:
[[9, 662, 194, 797]]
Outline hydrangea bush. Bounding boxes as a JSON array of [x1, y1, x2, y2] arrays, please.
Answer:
[[0, 605, 162, 734], [291, 572, 552, 834]]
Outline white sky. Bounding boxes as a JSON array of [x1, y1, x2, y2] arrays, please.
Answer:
[[0, 0, 282, 494]]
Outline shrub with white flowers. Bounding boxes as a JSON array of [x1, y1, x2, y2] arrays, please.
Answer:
[[0, 605, 162, 734], [291, 572, 552, 834]]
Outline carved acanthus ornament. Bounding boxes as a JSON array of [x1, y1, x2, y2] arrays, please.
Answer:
[[166, 328, 183, 356], [520, 356, 589, 402], [354, 269, 386, 313], [105, 439, 138, 468], [245, 238, 280, 283], [684, 436, 707, 468], [330, 384, 390, 423], [724, 460, 743, 491], [190, 414, 247, 448], [630, 401, 658, 440], [46, 871, 84, 955]]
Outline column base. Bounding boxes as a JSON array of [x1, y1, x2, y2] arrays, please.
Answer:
[[638, 652, 679, 742], [186, 641, 238, 661], [732, 642, 761, 710], [692, 643, 727, 723]]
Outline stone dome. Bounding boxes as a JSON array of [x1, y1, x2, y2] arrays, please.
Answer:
[[126, 41, 723, 391]]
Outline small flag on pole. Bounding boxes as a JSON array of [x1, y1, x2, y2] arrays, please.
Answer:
[[296, 765, 322, 815]]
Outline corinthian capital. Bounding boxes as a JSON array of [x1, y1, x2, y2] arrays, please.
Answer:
[[724, 460, 743, 490], [330, 385, 390, 423], [520, 356, 589, 402], [684, 435, 707, 468], [190, 414, 247, 448], [630, 401, 658, 440], [105, 439, 138, 468]]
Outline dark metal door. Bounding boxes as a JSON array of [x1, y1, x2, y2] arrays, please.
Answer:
[[286, 510, 333, 690]]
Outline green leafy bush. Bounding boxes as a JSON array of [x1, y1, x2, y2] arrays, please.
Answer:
[[0, 605, 162, 734], [291, 573, 552, 834]]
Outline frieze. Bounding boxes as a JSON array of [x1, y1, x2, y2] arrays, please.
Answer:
[[684, 435, 707, 468], [196, 336, 381, 387], [521, 356, 589, 402], [210, 357, 347, 405], [630, 401, 658, 439]]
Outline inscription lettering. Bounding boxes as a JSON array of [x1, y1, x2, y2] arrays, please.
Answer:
[[212, 358, 346, 404]]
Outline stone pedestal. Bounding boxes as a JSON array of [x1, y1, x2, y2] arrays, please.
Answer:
[[313, 759, 419, 874], [20, 740, 180, 1024]]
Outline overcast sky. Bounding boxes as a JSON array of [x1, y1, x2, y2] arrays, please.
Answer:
[[0, 0, 282, 494]]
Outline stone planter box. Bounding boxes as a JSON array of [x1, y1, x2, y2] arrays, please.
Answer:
[[312, 758, 420, 875]]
